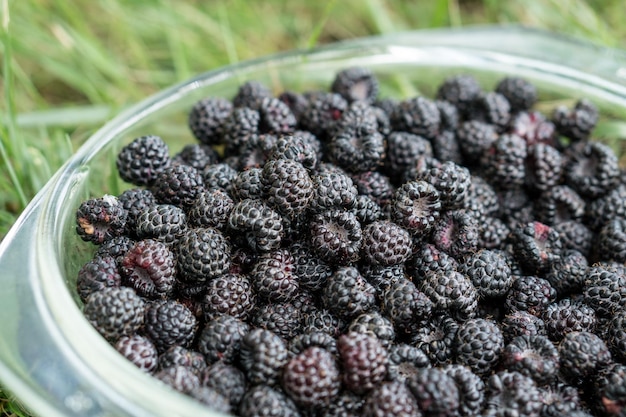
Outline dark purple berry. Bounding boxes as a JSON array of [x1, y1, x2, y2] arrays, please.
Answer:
[[76, 195, 128, 245]]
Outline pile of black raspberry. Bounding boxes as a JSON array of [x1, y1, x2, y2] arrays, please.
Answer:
[[76, 67, 626, 417]]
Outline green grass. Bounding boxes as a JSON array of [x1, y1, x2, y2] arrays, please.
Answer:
[[1, 0, 625, 415]]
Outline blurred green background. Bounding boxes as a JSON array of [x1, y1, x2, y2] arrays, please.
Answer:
[[0, 0, 625, 415]]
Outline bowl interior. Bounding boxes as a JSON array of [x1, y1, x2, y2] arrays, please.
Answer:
[[31, 27, 626, 416]]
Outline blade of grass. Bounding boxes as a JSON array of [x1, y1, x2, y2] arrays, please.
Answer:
[[36, 55, 106, 103], [61, 24, 134, 93], [218, 2, 239, 66], [8, 59, 48, 109], [1, 0, 27, 209], [165, 17, 191, 82], [363, 0, 397, 34], [305, 0, 339, 49], [447, 0, 462, 27]]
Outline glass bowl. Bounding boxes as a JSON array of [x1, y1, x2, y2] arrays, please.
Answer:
[[1, 25, 626, 417]]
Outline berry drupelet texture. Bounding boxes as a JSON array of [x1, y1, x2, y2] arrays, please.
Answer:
[[391, 179, 441, 238], [460, 249, 513, 299], [509, 221, 562, 274], [202, 273, 256, 321], [381, 276, 433, 335], [202, 162, 238, 194], [76, 195, 128, 245], [607, 310, 626, 362], [197, 314, 250, 364], [94, 235, 135, 265], [501, 311, 547, 344], [309, 170, 358, 213], [480, 133, 528, 190], [288, 330, 338, 356], [391, 96, 441, 140], [200, 361, 247, 407], [238, 385, 300, 417], [564, 141, 620, 199], [543, 297, 597, 343], [597, 218, 626, 263], [176, 227, 231, 285], [384, 131, 433, 183], [239, 328, 288, 386], [419, 160, 471, 211], [117, 188, 157, 235], [158, 345, 206, 376], [419, 268, 478, 321], [323, 266, 376, 321], [468, 91, 511, 132], [251, 249, 299, 303], [231, 168, 264, 201], [456, 119, 498, 164], [269, 133, 320, 170], [501, 334, 559, 385], [411, 313, 459, 365], [338, 331, 388, 395], [228, 198, 284, 253], [135, 203, 187, 245], [386, 343, 430, 382], [187, 188, 234, 230], [534, 184, 585, 226], [483, 371, 543, 417], [582, 264, 626, 318], [120, 238, 176, 299], [558, 331, 612, 386], [309, 209, 363, 266], [173, 143, 219, 171], [360, 220, 413, 266], [262, 158, 313, 220], [252, 302, 302, 340], [299, 91, 347, 138], [222, 107, 260, 155], [289, 242, 333, 293], [431, 209, 479, 260], [114, 334, 159, 373], [347, 311, 396, 348], [77, 255, 122, 302], [116, 135, 171, 187], [351, 169, 396, 207], [151, 163, 205, 208], [593, 363, 626, 417], [504, 275, 557, 317], [83, 287, 146, 343], [362, 380, 421, 417], [454, 317, 504, 377], [407, 367, 461, 417], [328, 126, 385, 174], [155, 365, 200, 394], [524, 143, 563, 192], [444, 364, 485, 417], [258, 96, 297, 135], [188, 97, 233, 146], [232, 80, 272, 110], [144, 299, 198, 352], [281, 347, 340, 408]]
